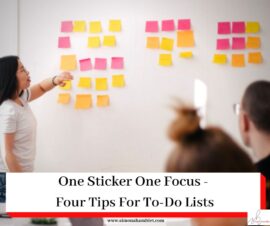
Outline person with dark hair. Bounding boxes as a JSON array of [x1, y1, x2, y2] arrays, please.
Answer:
[[239, 80, 270, 209], [0, 56, 73, 172], [166, 104, 255, 226]]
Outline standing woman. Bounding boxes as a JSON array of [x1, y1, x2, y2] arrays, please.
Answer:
[[0, 56, 73, 172]]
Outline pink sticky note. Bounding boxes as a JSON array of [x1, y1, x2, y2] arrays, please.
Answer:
[[232, 37, 245, 49], [162, 19, 175, 31], [111, 57, 124, 69], [216, 39, 230, 50], [218, 22, 231, 34], [79, 58, 92, 71], [232, 21, 245, 33], [58, 37, 71, 48], [145, 21, 159, 32], [177, 19, 191, 30], [61, 21, 73, 32], [94, 58, 107, 70]]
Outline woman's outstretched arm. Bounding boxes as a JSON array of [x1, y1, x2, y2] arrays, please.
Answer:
[[29, 72, 73, 101]]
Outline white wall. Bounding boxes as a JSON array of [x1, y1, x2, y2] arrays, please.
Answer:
[[0, 0, 18, 56], [3, 0, 270, 171]]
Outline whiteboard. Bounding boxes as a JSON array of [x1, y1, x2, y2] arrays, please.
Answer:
[[17, 0, 270, 171]]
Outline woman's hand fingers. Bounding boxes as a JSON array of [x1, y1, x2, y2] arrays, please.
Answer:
[[60, 72, 73, 80], [58, 81, 67, 87], [55, 72, 73, 86]]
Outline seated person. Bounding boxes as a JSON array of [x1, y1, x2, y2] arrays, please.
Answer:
[[166, 104, 255, 226], [238, 81, 270, 209]]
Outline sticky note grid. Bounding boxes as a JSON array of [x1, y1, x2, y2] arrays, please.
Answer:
[[213, 21, 263, 67], [58, 20, 125, 109], [145, 19, 195, 66]]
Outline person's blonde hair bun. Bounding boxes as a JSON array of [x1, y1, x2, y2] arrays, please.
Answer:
[[168, 105, 201, 142]]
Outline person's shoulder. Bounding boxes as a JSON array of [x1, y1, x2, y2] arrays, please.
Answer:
[[0, 100, 17, 115], [256, 155, 270, 179], [257, 154, 270, 166]]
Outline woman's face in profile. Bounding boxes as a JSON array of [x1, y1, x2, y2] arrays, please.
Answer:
[[16, 60, 31, 90]]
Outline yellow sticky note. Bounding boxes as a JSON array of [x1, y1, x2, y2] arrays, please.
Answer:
[[95, 78, 108, 91], [103, 36, 116, 47], [109, 20, 121, 32], [89, 21, 102, 33], [159, 54, 172, 66], [78, 77, 91, 88], [57, 93, 71, 104], [97, 95, 110, 107], [232, 54, 245, 67], [177, 31, 195, 47], [146, 37, 159, 49], [59, 80, 72, 90], [88, 37, 100, 48], [73, 21, 86, 32], [160, 37, 174, 51], [60, 55, 77, 71], [248, 52, 263, 64], [112, 75, 125, 88], [246, 37, 261, 49], [179, 52, 193, 58], [246, 22, 260, 33], [212, 54, 227, 64], [75, 94, 92, 109]]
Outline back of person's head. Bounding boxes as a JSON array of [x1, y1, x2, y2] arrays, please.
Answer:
[[166, 104, 255, 173], [242, 80, 270, 134], [0, 55, 19, 105]]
